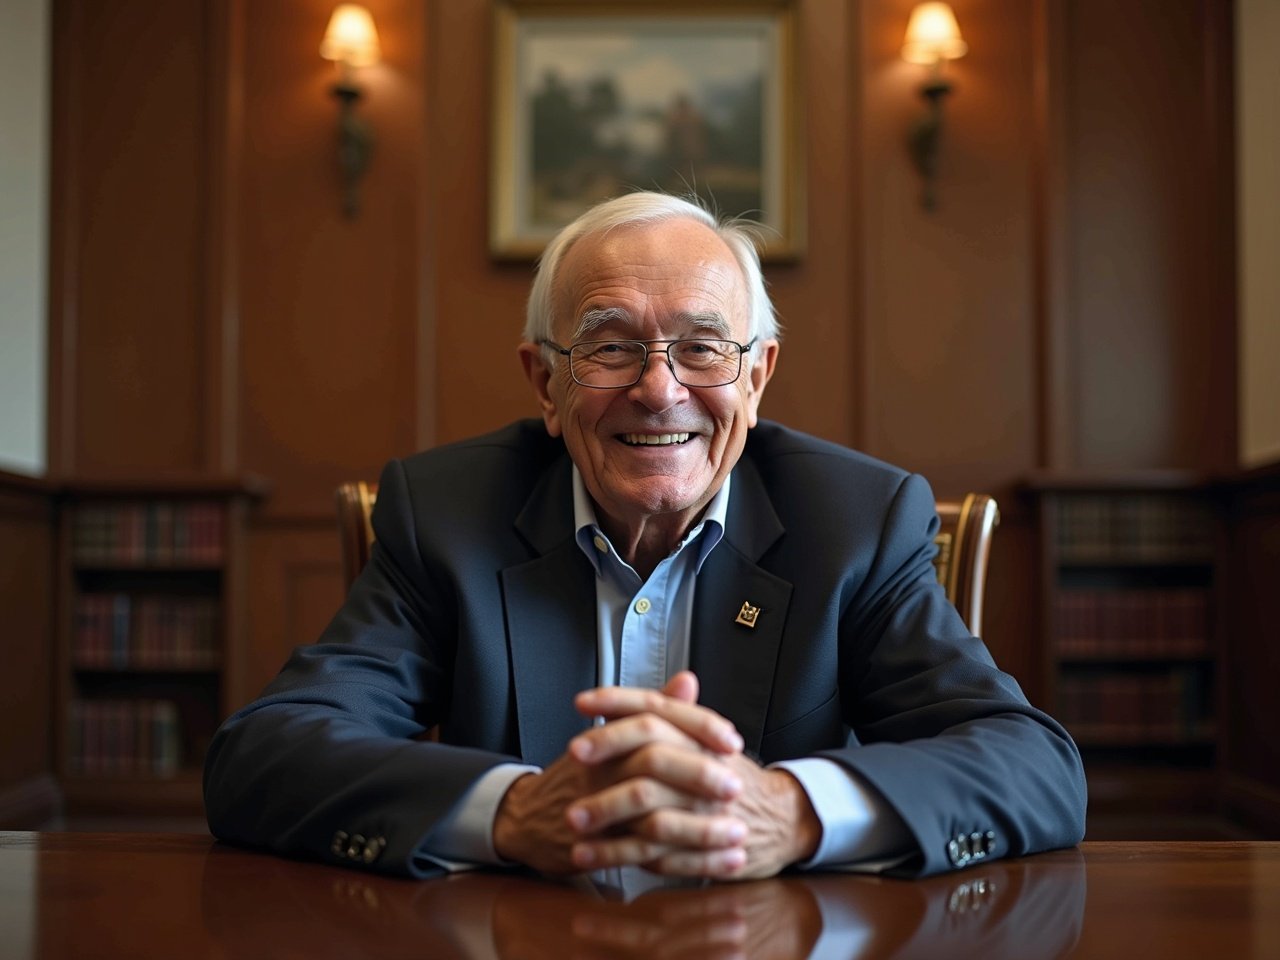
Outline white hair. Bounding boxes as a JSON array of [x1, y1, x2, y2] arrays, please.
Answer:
[[523, 192, 781, 349]]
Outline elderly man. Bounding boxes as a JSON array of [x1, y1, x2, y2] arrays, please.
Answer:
[[204, 193, 1086, 881]]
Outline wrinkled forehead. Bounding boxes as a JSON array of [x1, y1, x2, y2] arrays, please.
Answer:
[[551, 219, 749, 337]]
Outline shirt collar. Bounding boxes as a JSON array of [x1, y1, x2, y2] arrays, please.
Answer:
[[572, 466, 731, 576]]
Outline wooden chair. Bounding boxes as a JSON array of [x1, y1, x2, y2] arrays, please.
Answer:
[[335, 480, 378, 592], [335, 481, 999, 634], [932, 493, 1001, 637]]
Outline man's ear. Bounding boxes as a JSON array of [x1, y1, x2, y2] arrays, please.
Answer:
[[518, 342, 563, 437], [744, 339, 779, 428]]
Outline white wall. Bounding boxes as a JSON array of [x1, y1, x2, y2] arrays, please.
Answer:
[[0, 0, 50, 477], [1238, 0, 1280, 469]]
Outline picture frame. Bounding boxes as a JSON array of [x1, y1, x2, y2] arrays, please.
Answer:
[[490, 1, 803, 260]]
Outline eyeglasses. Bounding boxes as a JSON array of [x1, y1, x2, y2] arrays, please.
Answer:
[[540, 338, 756, 389]]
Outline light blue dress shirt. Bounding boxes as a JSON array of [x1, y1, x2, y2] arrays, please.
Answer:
[[423, 467, 912, 872]]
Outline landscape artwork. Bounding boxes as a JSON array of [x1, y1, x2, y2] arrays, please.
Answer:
[[491, 7, 798, 258]]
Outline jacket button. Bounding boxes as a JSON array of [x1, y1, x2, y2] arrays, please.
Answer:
[[948, 837, 969, 866], [969, 831, 987, 859], [346, 834, 366, 860], [331, 830, 349, 857], [362, 837, 386, 863]]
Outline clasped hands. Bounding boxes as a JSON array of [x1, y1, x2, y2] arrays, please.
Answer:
[[493, 671, 821, 880]]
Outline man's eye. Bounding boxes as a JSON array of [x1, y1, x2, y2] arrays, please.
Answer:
[[680, 341, 730, 360], [578, 342, 639, 365]]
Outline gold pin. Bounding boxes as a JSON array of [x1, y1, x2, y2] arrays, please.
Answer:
[[735, 601, 761, 628]]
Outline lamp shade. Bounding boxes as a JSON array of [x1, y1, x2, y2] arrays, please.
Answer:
[[320, 4, 381, 68], [901, 2, 968, 65]]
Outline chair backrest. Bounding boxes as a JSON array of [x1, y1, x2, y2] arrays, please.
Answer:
[[933, 493, 1001, 636], [335, 480, 378, 592], [335, 480, 999, 635]]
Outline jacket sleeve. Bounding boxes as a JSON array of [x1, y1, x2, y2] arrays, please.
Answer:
[[203, 458, 519, 877], [817, 473, 1087, 877]]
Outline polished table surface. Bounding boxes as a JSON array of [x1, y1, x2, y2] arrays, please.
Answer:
[[1, 833, 1277, 959]]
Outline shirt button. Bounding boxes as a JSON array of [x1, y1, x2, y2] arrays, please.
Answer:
[[592, 535, 608, 553], [634, 598, 651, 614]]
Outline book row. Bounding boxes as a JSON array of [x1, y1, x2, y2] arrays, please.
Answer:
[[1052, 589, 1210, 658], [73, 594, 219, 669], [1057, 670, 1211, 745], [65, 699, 183, 778], [72, 501, 225, 565], [1054, 495, 1214, 563]]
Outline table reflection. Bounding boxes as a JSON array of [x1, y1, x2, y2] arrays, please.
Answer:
[[200, 846, 1085, 959]]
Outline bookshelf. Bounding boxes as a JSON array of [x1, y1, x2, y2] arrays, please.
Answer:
[[1029, 473, 1223, 816], [55, 479, 263, 816]]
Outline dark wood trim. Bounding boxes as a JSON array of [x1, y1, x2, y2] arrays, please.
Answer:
[[53, 475, 269, 499], [1201, 0, 1239, 470], [0, 483, 57, 831], [0, 775, 62, 829], [847, 0, 868, 454], [59, 773, 205, 817], [204, 0, 246, 474], [2, 472, 273, 501], [1220, 457, 1280, 807], [46, 0, 82, 475], [416, 0, 438, 452], [1022, 469, 1216, 493], [1034, 483, 1058, 721], [0, 488, 54, 522], [1085, 766, 1217, 816], [1217, 460, 1280, 513], [1221, 775, 1280, 838], [250, 513, 338, 531], [51, 496, 73, 795], [1235, 459, 1280, 483], [0, 469, 55, 495], [1032, 0, 1072, 471], [222, 496, 251, 716], [1222, 458, 1280, 495]]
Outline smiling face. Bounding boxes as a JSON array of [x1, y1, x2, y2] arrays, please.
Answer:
[[519, 217, 778, 556]]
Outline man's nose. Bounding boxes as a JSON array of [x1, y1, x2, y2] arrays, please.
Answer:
[[627, 349, 687, 411]]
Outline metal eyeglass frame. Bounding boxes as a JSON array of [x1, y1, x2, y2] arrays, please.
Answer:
[[538, 337, 757, 389]]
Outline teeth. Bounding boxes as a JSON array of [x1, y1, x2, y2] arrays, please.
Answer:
[[624, 432, 691, 446]]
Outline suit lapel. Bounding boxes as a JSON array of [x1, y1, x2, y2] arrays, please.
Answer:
[[502, 544, 598, 767], [501, 447, 795, 764], [690, 457, 791, 757], [504, 455, 596, 766]]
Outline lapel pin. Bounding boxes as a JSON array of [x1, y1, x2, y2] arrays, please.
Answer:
[[735, 601, 761, 628]]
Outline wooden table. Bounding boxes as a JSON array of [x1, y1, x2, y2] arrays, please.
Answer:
[[1, 833, 1277, 958]]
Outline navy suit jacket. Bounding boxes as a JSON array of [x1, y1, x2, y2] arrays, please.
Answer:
[[204, 419, 1086, 877]]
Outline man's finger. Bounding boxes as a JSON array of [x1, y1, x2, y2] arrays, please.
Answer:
[[568, 773, 743, 835], [631, 808, 748, 849], [574, 687, 743, 755], [569, 713, 734, 769], [661, 670, 699, 704], [570, 834, 674, 870]]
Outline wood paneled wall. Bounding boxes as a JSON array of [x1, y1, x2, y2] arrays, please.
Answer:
[[47, 0, 1237, 706], [0, 473, 57, 826]]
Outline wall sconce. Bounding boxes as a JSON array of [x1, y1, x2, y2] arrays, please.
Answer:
[[901, 2, 968, 211], [320, 4, 381, 218]]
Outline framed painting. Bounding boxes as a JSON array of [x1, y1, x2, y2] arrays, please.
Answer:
[[490, 1, 802, 260]]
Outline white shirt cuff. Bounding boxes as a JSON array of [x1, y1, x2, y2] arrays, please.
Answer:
[[772, 757, 915, 869], [418, 762, 540, 870]]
